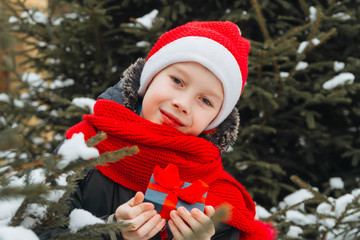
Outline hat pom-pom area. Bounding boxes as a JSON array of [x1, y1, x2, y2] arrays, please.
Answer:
[[240, 220, 277, 240]]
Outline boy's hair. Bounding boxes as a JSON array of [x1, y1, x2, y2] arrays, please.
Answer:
[[138, 21, 250, 130]]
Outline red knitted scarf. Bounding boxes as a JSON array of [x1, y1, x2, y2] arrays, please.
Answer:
[[66, 99, 275, 239]]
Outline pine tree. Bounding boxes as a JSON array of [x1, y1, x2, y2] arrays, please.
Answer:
[[224, 0, 360, 208], [0, 0, 359, 239]]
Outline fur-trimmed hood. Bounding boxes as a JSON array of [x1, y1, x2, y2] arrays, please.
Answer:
[[98, 58, 239, 153]]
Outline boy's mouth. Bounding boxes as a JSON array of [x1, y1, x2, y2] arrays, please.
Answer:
[[160, 110, 184, 128]]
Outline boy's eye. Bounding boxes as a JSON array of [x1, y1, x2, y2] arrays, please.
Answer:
[[172, 77, 182, 85], [201, 97, 212, 106]]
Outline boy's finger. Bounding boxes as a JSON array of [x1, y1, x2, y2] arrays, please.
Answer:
[[204, 206, 215, 217], [168, 219, 183, 240], [191, 208, 215, 236], [170, 209, 193, 237], [176, 207, 201, 230], [132, 192, 155, 214], [137, 202, 155, 213], [123, 209, 157, 231], [191, 208, 215, 237], [123, 214, 165, 239], [143, 216, 166, 238], [191, 208, 209, 223], [120, 202, 155, 220], [129, 191, 144, 207], [123, 193, 138, 208]]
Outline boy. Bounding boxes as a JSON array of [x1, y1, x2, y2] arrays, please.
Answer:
[[46, 21, 275, 239]]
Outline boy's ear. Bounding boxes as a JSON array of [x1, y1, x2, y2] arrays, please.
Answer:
[[198, 107, 239, 153]]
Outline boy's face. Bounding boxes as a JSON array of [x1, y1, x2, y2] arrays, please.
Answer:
[[140, 62, 224, 136]]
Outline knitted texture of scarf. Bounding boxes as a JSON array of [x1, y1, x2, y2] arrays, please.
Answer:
[[65, 99, 275, 239]]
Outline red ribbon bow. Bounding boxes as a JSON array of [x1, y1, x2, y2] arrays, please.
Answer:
[[148, 163, 209, 220]]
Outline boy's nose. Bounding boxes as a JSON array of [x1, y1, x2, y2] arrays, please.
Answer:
[[172, 99, 190, 114]]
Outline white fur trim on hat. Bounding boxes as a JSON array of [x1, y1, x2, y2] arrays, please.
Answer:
[[138, 36, 242, 131]]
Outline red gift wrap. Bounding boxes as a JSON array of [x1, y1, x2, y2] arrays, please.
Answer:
[[144, 163, 209, 220]]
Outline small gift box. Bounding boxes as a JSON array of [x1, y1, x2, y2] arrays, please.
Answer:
[[144, 163, 209, 221]]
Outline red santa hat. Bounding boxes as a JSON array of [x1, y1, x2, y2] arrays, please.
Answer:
[[138, 21, 250, 130]]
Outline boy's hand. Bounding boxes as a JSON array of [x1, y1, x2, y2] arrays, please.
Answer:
[[168, 206, 215, 240], [115, 191, 166, 240]]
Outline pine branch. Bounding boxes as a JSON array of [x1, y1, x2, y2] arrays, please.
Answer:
[[0, 0, 22, 24], [86, 131, 107, 147], [87, 0, 102, 63], [236, 161, 287, 175], [251, 0, 271, 45], [298, 0, 309, 16], [4, 160, 44, 174], [264, 197, 317, 222], [52, 222, 131, 240], [290, 175, 333, 207], [317, 28, 337, 46], [55, 145, 139, 178], [302, 12, 323, 55], [273, 22, 312, 45], [10, 198, 29, 226], [251, 1, 285, 120], [273, 37, 298, 56], [322, 194, 360, 239], [256, 53, 266, 122], [39, 92, 73, 105], [0, 184, 49, 199]]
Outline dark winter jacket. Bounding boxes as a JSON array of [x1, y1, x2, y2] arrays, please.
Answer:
[[39, 59, 241, 240]]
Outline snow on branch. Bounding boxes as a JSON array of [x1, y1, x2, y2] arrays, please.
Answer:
[[57, 133, 99, 169], [0, 226, 39, 240], [71, 98, 96, 114], [323, 73, 355, 90], [68, 209, 104, 233]]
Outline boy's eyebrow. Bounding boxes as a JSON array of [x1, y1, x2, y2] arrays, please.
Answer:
[[207, 88, 224, 103], [171, 64, 190, 79], [171, 64, 224, 102]]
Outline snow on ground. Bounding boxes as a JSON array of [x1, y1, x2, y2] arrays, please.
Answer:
[[69, 209, 104, 233]]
